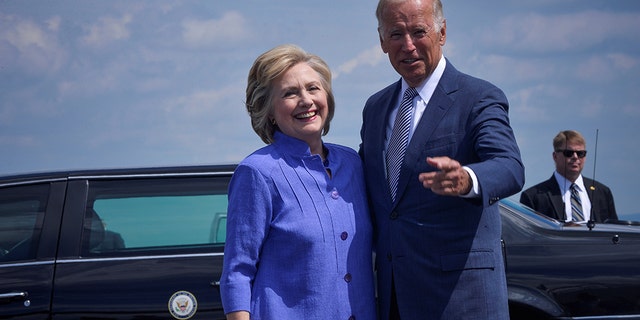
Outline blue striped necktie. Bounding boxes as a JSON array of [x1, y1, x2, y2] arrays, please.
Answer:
[[386, 87, 418, 202], [570, 183, 584, 221]]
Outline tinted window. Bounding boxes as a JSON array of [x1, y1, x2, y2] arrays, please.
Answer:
[[82, 177, 228, 255], [0, 184, 49, 262]]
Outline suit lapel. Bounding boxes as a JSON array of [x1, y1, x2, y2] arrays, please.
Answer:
[[394, 64, 456, 201], [372, 81, 402, 207], [548, 177, 567, 220], [583, 177, 599, 221]]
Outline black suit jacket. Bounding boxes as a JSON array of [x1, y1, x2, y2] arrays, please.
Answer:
[[520, 175, 617, 222]]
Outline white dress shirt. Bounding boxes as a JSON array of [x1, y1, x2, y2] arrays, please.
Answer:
[[554, 171, 592, 222]]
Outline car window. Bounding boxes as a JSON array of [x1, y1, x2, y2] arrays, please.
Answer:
[[82, 177, 228, 255], [0, 184, 49, 262]]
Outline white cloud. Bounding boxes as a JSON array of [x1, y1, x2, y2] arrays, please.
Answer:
[[579, 94, 605, 118], [574, 53, 639, 82], [57, 60, 127, 97], [1, 0, 638, 216], [0, 14, 66, 74], [489, 11, 640, 53], [622, 103, 640, 117], [46, 16, 61, 32], [166, 87, 231, 116], [81, 14, 133, 47], [448, 51, 559, 95], [509, 84, 554, 122], [334, 45, 386, 79], [607, 53, 638, 70], [574, 55, 613, 82], [182, 11, 249, 47]]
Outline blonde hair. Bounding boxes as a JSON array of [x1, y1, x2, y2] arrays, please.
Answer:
[[245, 44, 335, 144], [553, 130, 586, 151]]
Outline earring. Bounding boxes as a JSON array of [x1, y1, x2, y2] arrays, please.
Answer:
[[271, 118, 276, 125]]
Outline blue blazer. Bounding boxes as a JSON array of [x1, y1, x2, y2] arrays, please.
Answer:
[[359, 60, 525, 319]]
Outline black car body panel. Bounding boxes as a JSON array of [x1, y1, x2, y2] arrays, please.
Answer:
[[1, 165, 639, 319], [1, 165, 234, 319], [501, 200, 640, 319]]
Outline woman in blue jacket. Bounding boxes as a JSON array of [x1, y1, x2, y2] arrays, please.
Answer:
[[220, 44, 376, 320]]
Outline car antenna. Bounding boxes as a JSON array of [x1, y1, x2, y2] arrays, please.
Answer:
[[586, 129, 599, 231]]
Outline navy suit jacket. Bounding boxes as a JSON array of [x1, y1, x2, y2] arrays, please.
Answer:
[[520, 175, 617, 223], [359, 60, 525, 319]]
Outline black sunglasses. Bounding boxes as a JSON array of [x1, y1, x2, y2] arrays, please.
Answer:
[[556, 149, 587, 158]]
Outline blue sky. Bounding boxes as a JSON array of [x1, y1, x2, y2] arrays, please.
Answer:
[[1, 1, 639, 218]]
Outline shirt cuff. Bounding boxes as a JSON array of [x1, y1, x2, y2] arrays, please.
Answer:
[[461, 166, 480, 198]]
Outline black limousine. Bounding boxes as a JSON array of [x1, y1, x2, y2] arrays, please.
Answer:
[[1, 165, 639, 319]]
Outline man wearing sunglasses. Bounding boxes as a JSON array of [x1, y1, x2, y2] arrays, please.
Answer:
[[520, 130, 618, 223]]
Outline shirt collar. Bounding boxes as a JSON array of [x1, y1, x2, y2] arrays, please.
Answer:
[[554, 171, 585, 193], [272, 130, 316, 157]]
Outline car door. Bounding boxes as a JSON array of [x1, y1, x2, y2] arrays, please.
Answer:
[[538, 226, 640, 317], [52, 173, 230, 319], [503, 205, 640, 318], [0, 181, 66, 319]]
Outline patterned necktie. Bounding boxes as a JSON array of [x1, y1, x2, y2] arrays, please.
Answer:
[[570, 183, 584, 221], [386, 87, 418, 201]]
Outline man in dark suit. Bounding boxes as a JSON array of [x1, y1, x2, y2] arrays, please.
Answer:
[[520, 130, 617, 223], [359, 0, 525, 319]]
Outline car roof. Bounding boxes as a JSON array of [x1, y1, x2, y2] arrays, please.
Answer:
[[0, 164, 238, 187], [501, 198, 640, 233]]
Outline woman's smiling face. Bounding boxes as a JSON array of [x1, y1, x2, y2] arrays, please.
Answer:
[[270, 62, 329, 145]]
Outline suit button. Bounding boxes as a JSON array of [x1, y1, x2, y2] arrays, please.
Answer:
[[386, 253, 392, 261], [344, 273, 352, 282], [390, 211, 398, 219], [340, 231, 348, 240], [349, 316, 356, 320], [330, 188, 339, 199]]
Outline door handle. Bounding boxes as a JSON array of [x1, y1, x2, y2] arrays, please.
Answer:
[[0, 291, 28, 301]]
